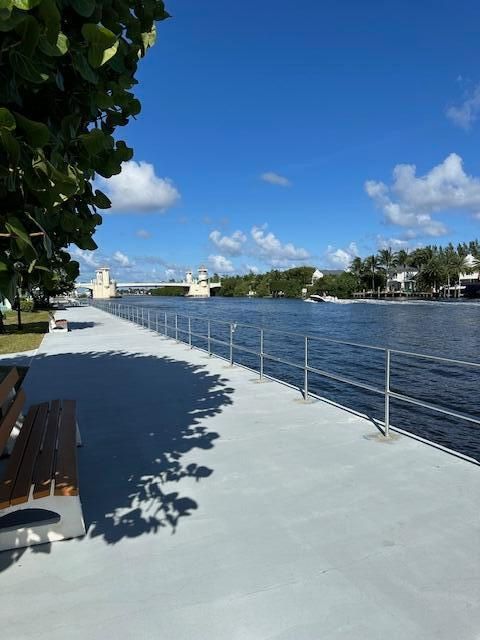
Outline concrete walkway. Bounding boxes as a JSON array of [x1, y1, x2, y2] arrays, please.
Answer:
[[0, 306, 479, 640]]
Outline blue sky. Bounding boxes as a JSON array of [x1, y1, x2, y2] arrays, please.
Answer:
[[77, 0, 480, 282]]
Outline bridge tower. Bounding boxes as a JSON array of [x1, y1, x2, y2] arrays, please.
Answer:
[[91, 267, 118, 299]]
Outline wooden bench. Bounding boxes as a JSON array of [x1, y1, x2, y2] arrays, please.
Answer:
[[0, 368, 85, 551], [49, 313, 69, 333]]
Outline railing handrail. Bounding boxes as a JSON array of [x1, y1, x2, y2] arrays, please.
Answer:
[[89, 300, 480, 457]]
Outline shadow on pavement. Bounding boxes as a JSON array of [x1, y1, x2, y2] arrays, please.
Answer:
[[0, 349, 233, 571]]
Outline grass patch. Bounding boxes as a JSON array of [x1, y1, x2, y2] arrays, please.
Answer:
[[0, 310, 50, 354]]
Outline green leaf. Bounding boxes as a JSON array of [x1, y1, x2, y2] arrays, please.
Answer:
[[92, 189, 111, 208], [5, 217, 34, 247], [0, 0, 13, 20], [70, 0, 95, 17], [78, 128, 113, 155], [95, 91, 114, 109], [81, 23, 119, 68], [0, 130, 20, 164], [75, 236, 97, 251], [0, 107, 16, 131], [60, 212, 78, 232], [14, 112, 50, 147], [12, 0, 41, 9], [9, 49, 49, 83], [71, 51, 98, 84], [17, 14, 40, 55], [128, 98, 141, 116], [38, 0, 60, 43], [0, 10, 26, 31], [38, 31, 68, 56], [141, 26, 156, 52]]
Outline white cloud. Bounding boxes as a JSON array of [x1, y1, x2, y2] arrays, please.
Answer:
[[136, 229, 151, 239], [375, 235, 412, 250], [260, 172, 291, 187], [251, 225, 310, 266], [98, 160, 180, 213], [324, 242, 358, 269], [208, 254, 234, 273], [113, 250, 133, 267], [365, 153, 480, 237], [209, 229, 247, 256], [446, 85, 480, 130], [165, 268, 177, 279], [72, 248, 99, 268]]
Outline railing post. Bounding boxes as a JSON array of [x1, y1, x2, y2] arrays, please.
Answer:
[[147, 309, 150, 329], [384, 349, 391, 437], [141, 308, 144, 326], [304, 335, 309, 401], [260, 328, 264, 380], [156, 312, 159, 333], [188, 316, 192, 348], [175, 314, 178, 341], [207, 320, 211, 356], [164, 311, 167, 336], [229, 323, 234, 365]]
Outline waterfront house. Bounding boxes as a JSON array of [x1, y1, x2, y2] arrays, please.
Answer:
[[387, 267, 418, 292], [459, 253, 480, 286]]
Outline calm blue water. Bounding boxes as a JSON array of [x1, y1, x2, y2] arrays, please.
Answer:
[[117, 296, 480, 462]]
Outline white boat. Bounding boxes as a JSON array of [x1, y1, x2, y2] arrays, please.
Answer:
[[305, 294, 339, 303]]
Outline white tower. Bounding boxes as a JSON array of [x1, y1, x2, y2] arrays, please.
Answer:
[[198, 266, 209, 284], [185, 270, 193, 284], [91, 267, 118, 299]]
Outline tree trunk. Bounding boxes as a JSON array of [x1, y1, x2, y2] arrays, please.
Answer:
[[0, 310, 5, 334], [16, 289, 22, 331]]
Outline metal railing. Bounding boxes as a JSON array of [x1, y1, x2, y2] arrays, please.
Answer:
[[90, 300, 480, 446]]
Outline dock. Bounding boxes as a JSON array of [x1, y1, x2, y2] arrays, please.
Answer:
[[0, 305, 479, 639]]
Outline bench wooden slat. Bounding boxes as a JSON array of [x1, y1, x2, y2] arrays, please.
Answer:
[[0, 405, 38, 509], [54, 401, 79, 497], [0, 368, 19, 407], [32, 400, 61, 499], [0, 388, 26, 457], [10, 403, 49, 506]]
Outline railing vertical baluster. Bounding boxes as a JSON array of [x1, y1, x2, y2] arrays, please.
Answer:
[[188, 317, 192, 348], [175, 314, 178, 341], [229, 323, 234, 366], [304, 335, 309, 401], [147, 309, 150, 329], [141, 308, 144, 326], [164, 311, 167, 336], [156, 312, 159, 333], [208, 320, 211, 356], [260, 328, 264, 380], [384, 349, 391, 437]]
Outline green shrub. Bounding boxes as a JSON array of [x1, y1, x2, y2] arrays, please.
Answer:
[[19, 298, 34, 312]]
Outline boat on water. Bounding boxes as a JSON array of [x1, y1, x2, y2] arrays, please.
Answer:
[[305, 294, 339, 303]]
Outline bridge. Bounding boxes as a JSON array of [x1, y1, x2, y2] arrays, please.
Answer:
[[75, 266, 222, 299]]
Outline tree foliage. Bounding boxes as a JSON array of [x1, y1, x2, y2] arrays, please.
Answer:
[[0, 0, 169, 300]]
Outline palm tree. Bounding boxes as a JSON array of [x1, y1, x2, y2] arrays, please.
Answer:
[[377, 248, 398, 291], [443, 250, 466, 298], [416, 256, 445, 294], [349, 256, 363, 290], [364, 254, 380, 292]]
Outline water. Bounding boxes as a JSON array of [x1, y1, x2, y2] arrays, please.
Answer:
[[117, 296, 480, 462]]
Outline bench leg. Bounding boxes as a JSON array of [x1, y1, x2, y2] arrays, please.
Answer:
[[0, 492, 86, 552], [76, 420, 82, 447]]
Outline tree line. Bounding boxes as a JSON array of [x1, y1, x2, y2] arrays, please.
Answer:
[[216, 240, 480, 299], [350, 240, 480, 293]]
